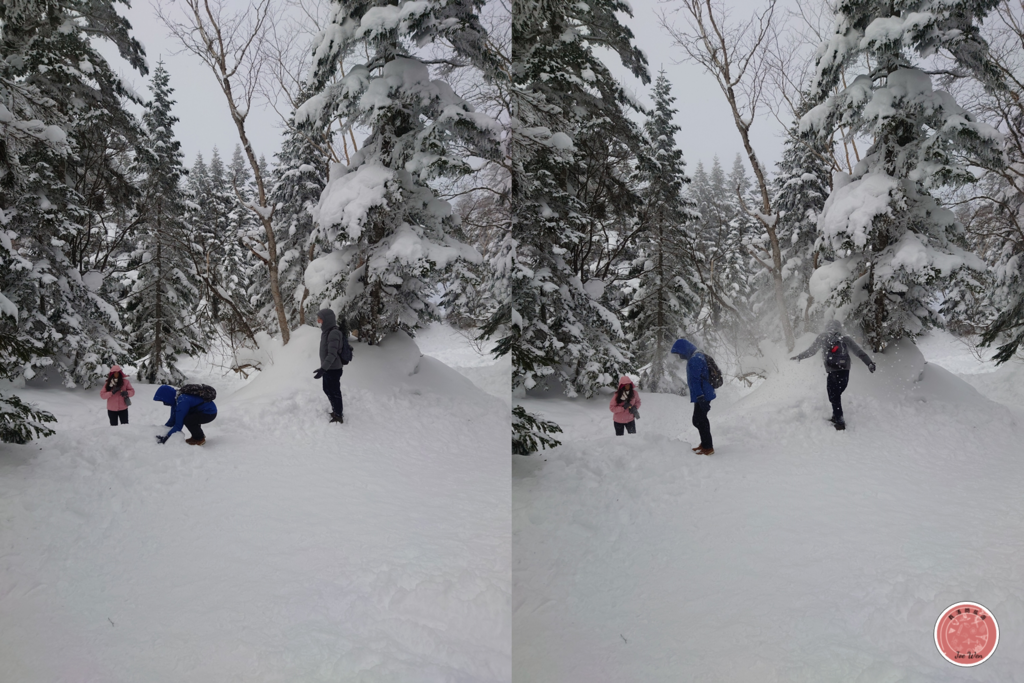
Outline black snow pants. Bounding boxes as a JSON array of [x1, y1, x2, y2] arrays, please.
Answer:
[[614, 420, 637, 436], [183, 412, 216, 440], [321, 368, 344, 417], [692, 400, 713, 449], [107, 409, 128, 426], [826, 369, 850, 421]]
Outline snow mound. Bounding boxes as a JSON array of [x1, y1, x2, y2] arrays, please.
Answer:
[[234, 326, 490, 403], [1, 327, 510, 681], [515, 337, 1024, 681]]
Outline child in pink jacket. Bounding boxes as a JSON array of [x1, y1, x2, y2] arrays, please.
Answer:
[[100, 365, 135, 426], [609, 375, 641, 435]]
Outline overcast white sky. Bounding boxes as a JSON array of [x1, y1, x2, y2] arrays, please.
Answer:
[[97, 1, 293, 167], [613, 0, 810, 174], [96, 0, 810, 176]]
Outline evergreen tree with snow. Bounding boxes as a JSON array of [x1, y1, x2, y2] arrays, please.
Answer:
[[124, 62, 205, 383], [511, 0, 649, 399], [509, 0, 649, 451], [0, 0, 148, 388], [299, 0, 500, 344], [628, 71, 699, 393], [767, 94, 835, 336], [187, 147, 253, 332], [803, 0, 1005, 351], [264, 91, 331, 330], [687, 157, 751, 346]]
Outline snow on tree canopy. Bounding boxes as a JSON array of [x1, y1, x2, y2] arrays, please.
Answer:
[[300, 0, 500, 344], [802, 0, 1005, 351], [818, 173, 898, 248]]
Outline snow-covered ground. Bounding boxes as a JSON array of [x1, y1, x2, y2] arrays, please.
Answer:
[[513, 330, 1024, 681], [1, 325, 510, 682]]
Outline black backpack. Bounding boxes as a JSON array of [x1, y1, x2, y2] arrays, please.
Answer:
[[703, 353, 724, 389], [823, 335, 851, 371], [179, 383, 217, 402], [340, 334, 353, 366]]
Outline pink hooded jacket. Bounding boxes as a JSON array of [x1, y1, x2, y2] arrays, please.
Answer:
[[609, 375, 641, 423], [100, 365, 135, 412]]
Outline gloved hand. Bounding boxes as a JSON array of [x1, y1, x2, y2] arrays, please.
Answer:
[[869, 363, 876, 373], [121, 390, 129, 398], [790, 356, 799, 362], [313, 369, 324, 379], [156, 434, 169, 444]]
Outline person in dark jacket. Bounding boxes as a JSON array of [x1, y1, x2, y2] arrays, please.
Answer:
[[790, 320, 876, 429], [153, 385, 217, 445], [314, 308, 347, 423], [671, 338, 717, 455]]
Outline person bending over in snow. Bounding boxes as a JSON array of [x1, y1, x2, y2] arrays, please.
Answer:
[[790, 320, 876, 430], [100, 365, 135, 426], [671, 338, 716, 455], [153, 385, 217, 445], [609, 375, 641, 435], [314, 308, 348, 424]]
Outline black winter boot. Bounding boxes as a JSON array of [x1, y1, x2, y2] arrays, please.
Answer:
[[330, 412, 344, 424]]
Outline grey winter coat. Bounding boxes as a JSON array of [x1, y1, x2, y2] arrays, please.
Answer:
[[792, 320, 874, 372], [318, 308, 346, 371]]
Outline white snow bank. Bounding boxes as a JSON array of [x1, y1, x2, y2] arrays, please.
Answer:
[[0, 327, 510, 681], [515, 335, 1024, 681]]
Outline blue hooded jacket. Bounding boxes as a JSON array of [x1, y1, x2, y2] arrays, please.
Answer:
[[154, 385, 217, 437], [671, 338, 716, 403]]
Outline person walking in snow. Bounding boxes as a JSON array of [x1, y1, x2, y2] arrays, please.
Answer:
[[153, 385, 217, 445], [609, 375, 641, 435], [671, 338, 717, 455], [100, 365, 135, 426], [314, 308, 348, 424], [790, 320, 876, 430]]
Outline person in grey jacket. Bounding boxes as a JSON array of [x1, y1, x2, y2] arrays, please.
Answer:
[[314, 308, 348, 423], [790, 320, 876, 429]]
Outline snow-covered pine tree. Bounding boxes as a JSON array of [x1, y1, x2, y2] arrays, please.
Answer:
[[511, 0, 648, 401], [264, 90, 331, 330], [0, 0, 148, 388], [725, 153, 757, 327], [227, 144, 260, 309], [124, 62, 205, 383], [766, 93, 835, 337], [687, 157, 750, 345], [299, 0, 500, 344], [0, 321, 56, 443], [803, 0, 1005, 351], [628, 71, 699, 393]]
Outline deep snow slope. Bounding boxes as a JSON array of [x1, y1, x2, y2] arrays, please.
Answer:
[[0, 326, 510, 682], [514, 335, 1024, 681]]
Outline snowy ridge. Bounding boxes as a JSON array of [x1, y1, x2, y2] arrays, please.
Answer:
[[0, 327, 510, 681], [514, 335, 1024, 680]]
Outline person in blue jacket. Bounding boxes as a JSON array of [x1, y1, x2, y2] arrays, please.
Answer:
[[153, 385, 217, 446], [671, 338, 717, 455]]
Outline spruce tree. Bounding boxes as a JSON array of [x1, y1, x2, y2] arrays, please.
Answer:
[[265, 93, 330, 330], [769, 95, 835, 337], [804, 0, 1005, 351], [628, 71, 699, 393], [300, 0, 500, 344], [511, 0, 649, 397], [125, 62, 205, 383], [0, 0, 148, 389]]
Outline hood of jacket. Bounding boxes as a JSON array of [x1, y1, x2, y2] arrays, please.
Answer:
[[317, 308, 337, 331], [671, 338, 697, 360], [825, 320, 843, 335], [617, 375, 634, 387], [108, 364, 125, 376], [153, 384, 177, 405]]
